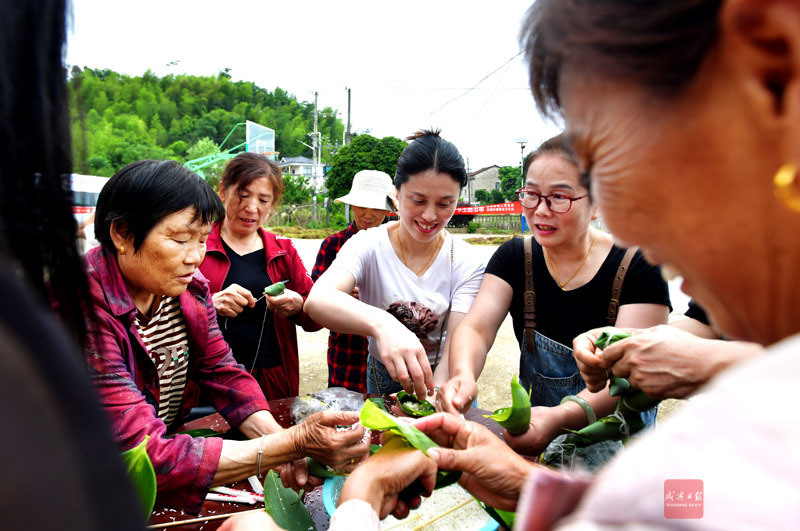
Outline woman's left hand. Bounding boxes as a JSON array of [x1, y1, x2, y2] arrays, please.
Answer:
[[265, 288, 303, 318]]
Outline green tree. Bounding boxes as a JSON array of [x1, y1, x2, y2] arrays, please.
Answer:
[[67, 68, 346, 176], [186, 137, 224, 189], [324, 135, 407, 200], [282, 174, 312, 205], [474, 189, 491, 205], [490, 189, 506, 204], [498, 166, 522, 201]]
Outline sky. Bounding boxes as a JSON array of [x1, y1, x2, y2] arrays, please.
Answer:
[[66, 0, 562, 171]]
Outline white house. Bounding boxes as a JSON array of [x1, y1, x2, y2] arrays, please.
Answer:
[[466, 165, 500, 204]]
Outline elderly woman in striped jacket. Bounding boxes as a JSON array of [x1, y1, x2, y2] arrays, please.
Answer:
[[84, 160, 369, 514]]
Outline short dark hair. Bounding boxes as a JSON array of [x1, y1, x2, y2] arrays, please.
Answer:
[[522, 134, 576, 179], [523, 134, 589, 198], [95, 160, 224, 253], [395, 129, 467, 190], [521, 0, 722, 118], [221, 152, 284, 208]]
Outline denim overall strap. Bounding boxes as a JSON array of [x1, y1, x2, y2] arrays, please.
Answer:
[[607, 246, 637, 325], [522, 236, 536, 348], [519, 236, 584, 405]]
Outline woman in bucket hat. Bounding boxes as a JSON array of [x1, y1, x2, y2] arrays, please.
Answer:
[[311, 170, 396, 393]]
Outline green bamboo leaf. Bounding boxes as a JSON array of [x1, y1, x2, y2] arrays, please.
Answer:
[[120, 435, 157, 518], [262, 469, 316, 531], [483, 375, 531, 435], [396, 391, 436, 417], [264, 281, 285, 296], [307, 458, 339, 479], [359, 400, 461, 489], [594, 330, 630, 350], [360, 398, 437, 455], [168, 428, 221, 438], [609, 377, 631, 397], [367, 397, 388, 412], [477, 499, 515, 530]]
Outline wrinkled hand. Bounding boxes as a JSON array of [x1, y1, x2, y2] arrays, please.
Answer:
[[595, 325, 717, 399], [213, 284, 256, 318], [503, 406, 564, 458], [265, 288, 303, 318], [218, 510, 282, 531], [375, 318, 434, 399], [277, 458, 324, 492], [291, 411, 369, 472], [339, 435, 437, 519], [413, 414, 534, 511], [436, 375, 477, 414]]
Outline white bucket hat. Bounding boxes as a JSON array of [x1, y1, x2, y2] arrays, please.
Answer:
[[334, 169, 397, 212]]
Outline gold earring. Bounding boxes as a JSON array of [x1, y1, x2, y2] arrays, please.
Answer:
[[119, 244, 126, 255], [774, 163, 800, 213]]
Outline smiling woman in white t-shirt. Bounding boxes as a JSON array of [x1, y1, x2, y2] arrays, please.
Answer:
[[305, 130, 485, 398]]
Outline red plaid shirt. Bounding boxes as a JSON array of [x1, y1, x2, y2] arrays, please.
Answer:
[[311, 222, 370, 393]]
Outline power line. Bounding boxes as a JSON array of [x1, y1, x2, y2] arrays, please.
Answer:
[[428, 52, 523, 116]]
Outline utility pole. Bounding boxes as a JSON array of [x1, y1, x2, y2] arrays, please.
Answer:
[[345, 87, 352, 145], [312, 91, 319, 223], [516, 138, 528, 187]]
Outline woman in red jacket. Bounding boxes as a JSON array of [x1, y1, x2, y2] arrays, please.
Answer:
[[199, 153, 319, 400]]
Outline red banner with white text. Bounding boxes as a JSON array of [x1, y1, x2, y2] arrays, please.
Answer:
[[453, 201, 522, 215]]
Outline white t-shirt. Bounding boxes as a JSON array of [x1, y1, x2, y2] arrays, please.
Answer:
[[330, 223, 486, 366]]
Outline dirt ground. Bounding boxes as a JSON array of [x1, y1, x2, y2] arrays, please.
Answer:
[[291, 236, 688, 420]]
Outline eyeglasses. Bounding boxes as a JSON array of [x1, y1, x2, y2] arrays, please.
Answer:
[[515, 187, 588, 213]]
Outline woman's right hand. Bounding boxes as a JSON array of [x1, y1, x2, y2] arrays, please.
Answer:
[[436, 375, 477, 414], [374, 319, 434, 398], [503, 406, 566, 457], [413, 413, 535, 511], [291, 411, 370, 472], [572, 326, 618, 392], [212, 283, 256, 318]]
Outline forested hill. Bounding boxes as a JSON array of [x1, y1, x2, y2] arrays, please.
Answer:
[[68, 67, 345, 176]]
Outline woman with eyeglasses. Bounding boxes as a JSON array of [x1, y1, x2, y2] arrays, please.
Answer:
[[438, 135, 671, 457]]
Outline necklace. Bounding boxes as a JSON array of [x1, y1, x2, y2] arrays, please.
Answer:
[[221, 226, 260, 255], [396, 226, 444, 276], [544, 233, 597, 290]]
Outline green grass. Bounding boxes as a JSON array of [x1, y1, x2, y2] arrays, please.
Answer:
[[464, 236, 513, 245], [267, 226, 338, 239]]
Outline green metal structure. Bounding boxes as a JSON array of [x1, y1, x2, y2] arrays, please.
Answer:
[[184, 121, 277, 179]]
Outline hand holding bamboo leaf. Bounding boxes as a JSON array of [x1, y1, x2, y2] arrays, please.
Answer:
[[413, 413, 535, 512], [338, 435, 438, 520], [291, 410, 370, 473], [396, 391, 436, 417], [435, 374, 478, 415]]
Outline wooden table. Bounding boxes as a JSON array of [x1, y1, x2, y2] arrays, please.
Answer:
[[148, 396, 504, 530]]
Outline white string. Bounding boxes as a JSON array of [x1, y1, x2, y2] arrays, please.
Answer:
[[609, 410, 632, 440], [249, 300, 271, 375]]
